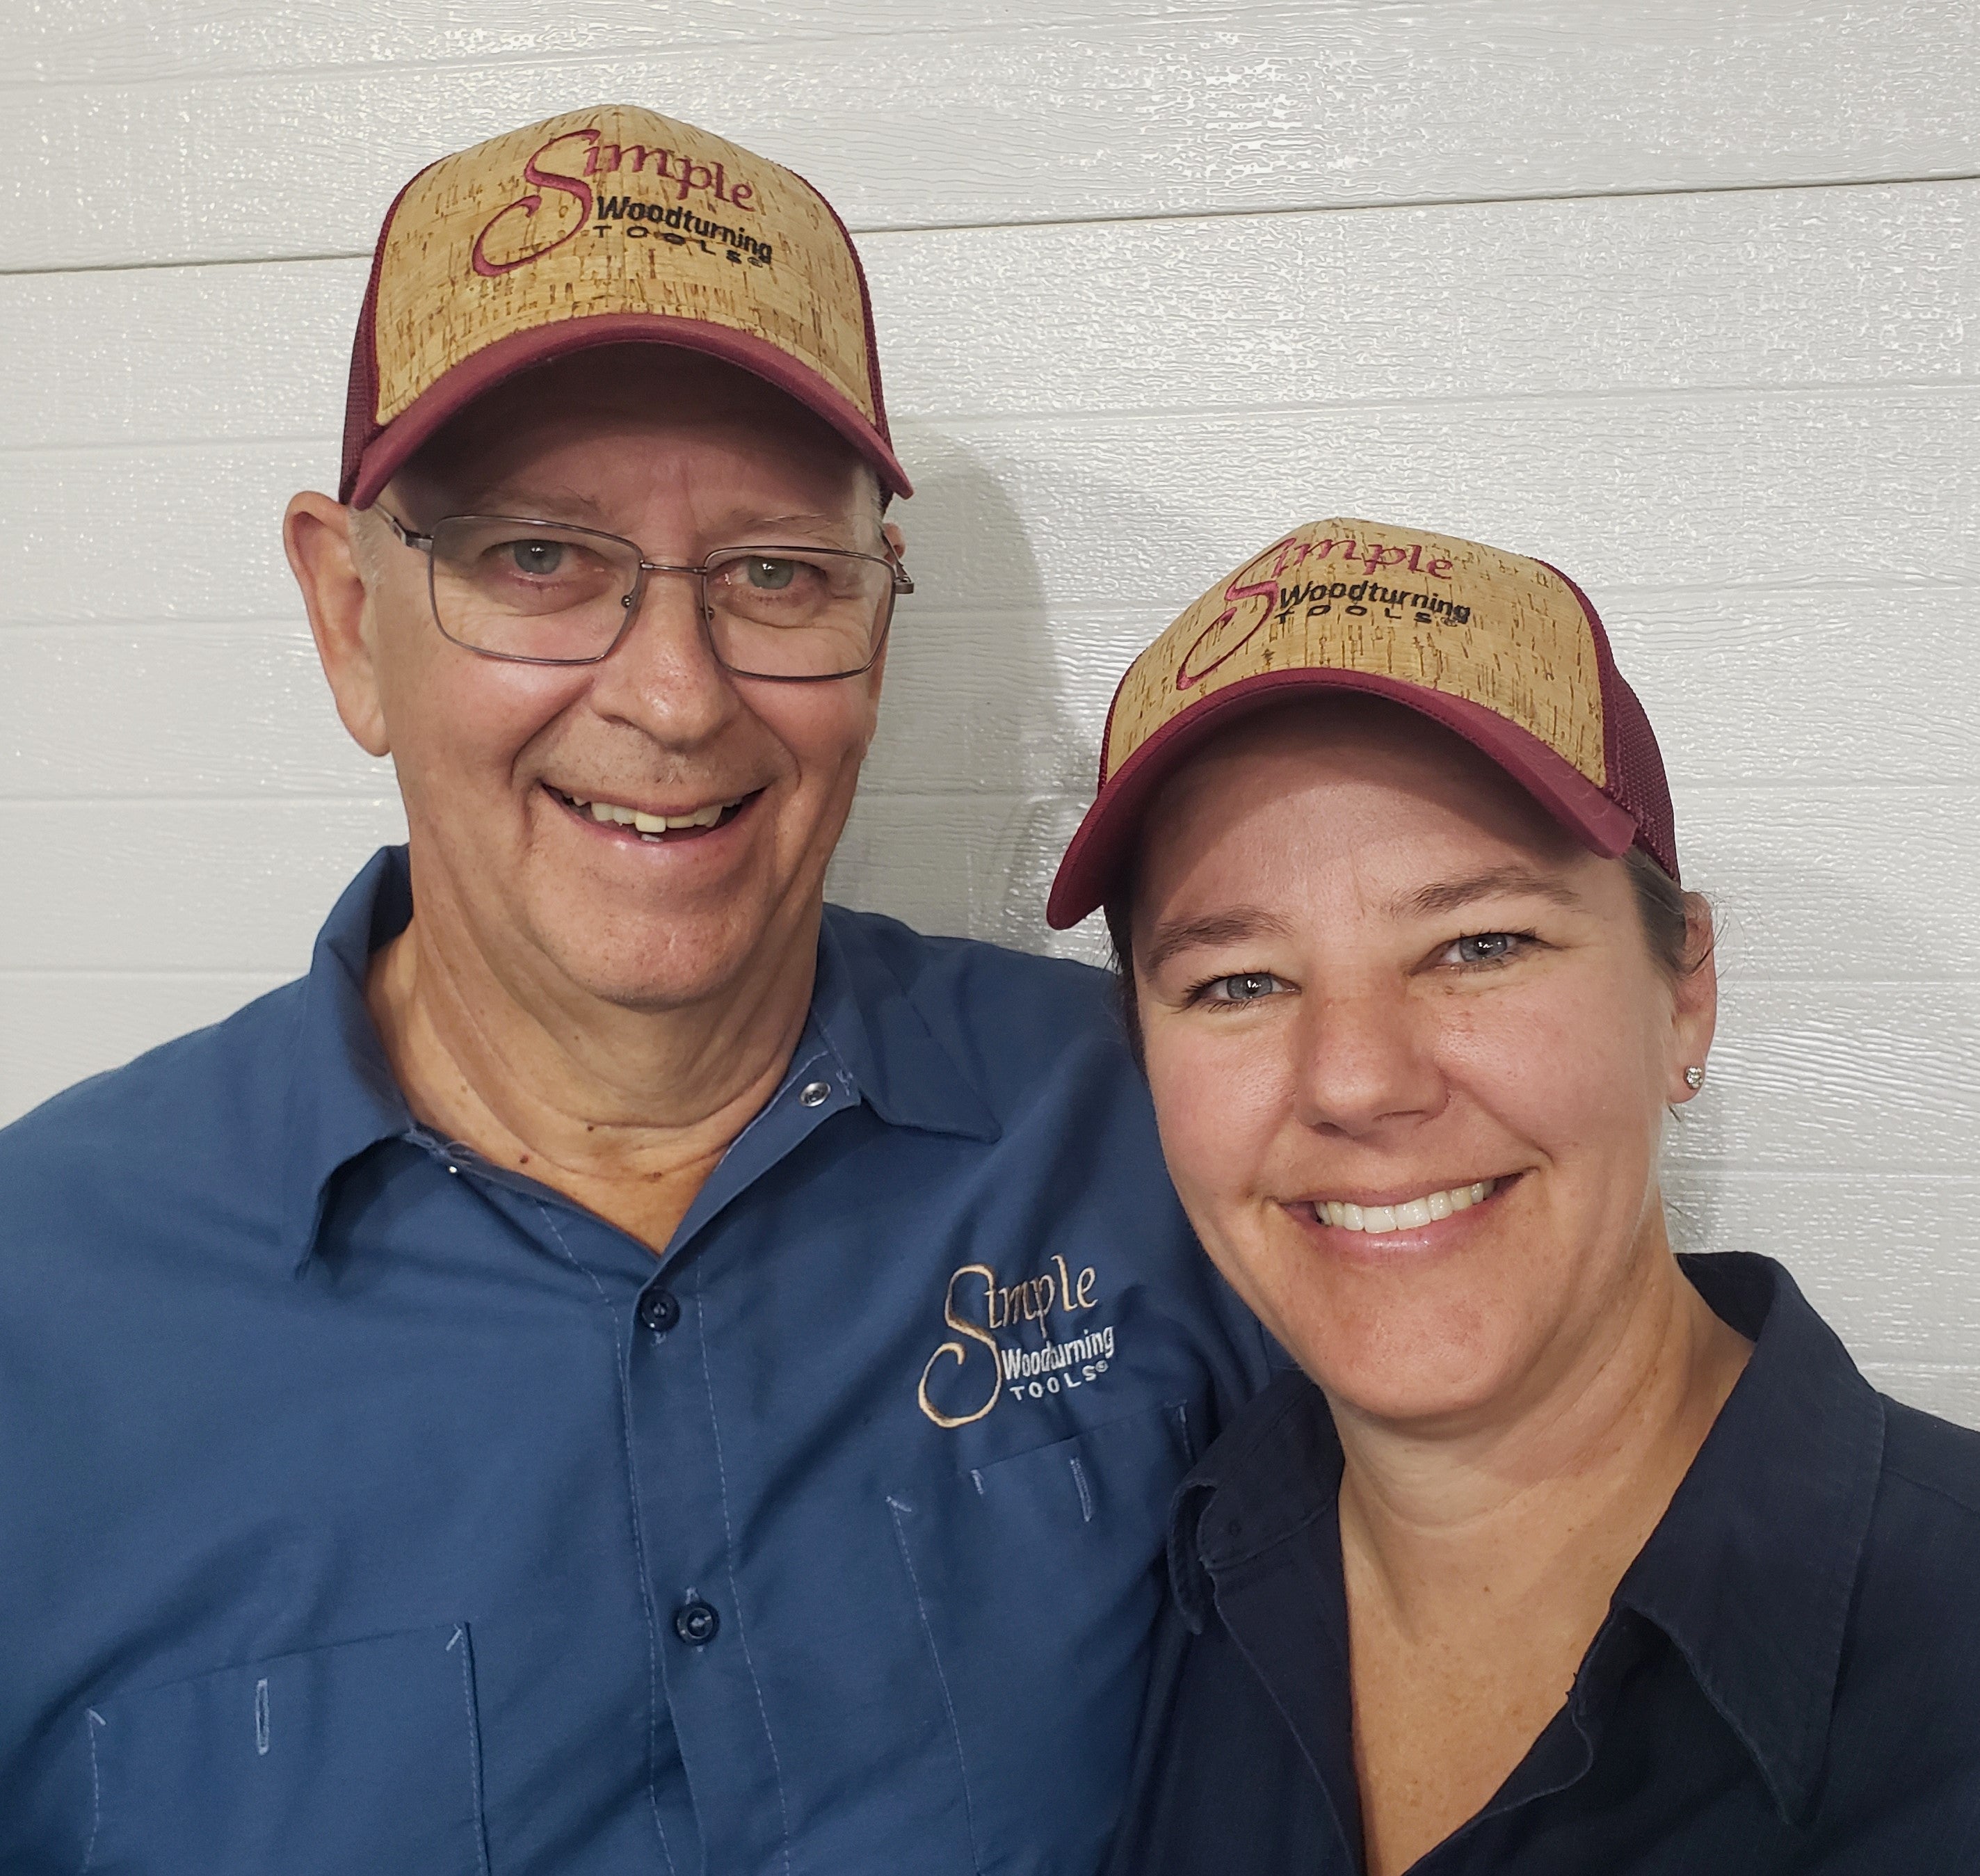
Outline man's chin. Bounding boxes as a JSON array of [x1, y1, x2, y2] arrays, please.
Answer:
[[519, 897, 800, 1017]]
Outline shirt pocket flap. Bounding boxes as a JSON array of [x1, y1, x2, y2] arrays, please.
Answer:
[[890, 1402, 1194, 1875], [85, 1623, 488, 1876]]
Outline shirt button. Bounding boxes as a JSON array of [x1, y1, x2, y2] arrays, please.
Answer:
[[674, 1599, 720, 1646], [637, 1288, 681, 1334], [798, 1080, 831, 1108]]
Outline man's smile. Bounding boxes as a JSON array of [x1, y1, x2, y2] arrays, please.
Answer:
[[544, 782, 762, 841]]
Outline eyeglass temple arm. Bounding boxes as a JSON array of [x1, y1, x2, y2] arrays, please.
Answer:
[[376, 508, 433, 551]]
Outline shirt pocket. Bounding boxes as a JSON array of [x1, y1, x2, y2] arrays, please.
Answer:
[[82, 1623, 489, 1876], [889, 1400, 1195, 1876]]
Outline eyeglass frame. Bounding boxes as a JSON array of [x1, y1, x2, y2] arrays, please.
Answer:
[[376, 508, 914, 680]]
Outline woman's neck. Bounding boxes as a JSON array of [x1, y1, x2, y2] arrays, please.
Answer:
[[1333, 1242, 1753, 1876], [1333, 1244, 1750, 1605]]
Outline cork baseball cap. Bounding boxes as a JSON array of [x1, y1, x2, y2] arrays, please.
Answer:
[[339, 103, 910, 509], [1047, 518, 1677, 930]]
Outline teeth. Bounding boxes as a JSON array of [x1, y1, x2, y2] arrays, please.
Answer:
[[1317, 1178, 1497, 1235], [579, 795, 735, 833]]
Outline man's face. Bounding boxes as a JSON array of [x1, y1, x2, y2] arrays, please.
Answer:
[[343, 346, 892, 1013]]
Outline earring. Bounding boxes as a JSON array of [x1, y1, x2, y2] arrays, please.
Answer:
[[1684, 1065, 1706, 1091]]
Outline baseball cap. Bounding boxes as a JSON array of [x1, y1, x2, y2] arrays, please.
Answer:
[[1046, 517, 1677, 930], [339, 104, 910, 509]]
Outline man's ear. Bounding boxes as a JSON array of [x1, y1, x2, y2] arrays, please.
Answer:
[[284, 492, 389, 757]]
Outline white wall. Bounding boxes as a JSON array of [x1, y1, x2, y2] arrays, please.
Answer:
[[5, 2, 1977, 1419]]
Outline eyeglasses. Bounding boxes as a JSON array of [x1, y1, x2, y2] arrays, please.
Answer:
[[378, 511, 912, 680]]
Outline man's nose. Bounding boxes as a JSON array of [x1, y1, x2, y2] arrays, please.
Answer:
[[583, 568, 741, 744], [1288, 982, 1447, 1138]]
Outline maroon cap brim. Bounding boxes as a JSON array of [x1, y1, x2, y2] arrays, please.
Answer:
[[1045, 668, 1642, 930], [344, 311, 912, 508]]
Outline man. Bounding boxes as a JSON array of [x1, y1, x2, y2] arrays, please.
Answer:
[[0, 106, 1271, 1873]]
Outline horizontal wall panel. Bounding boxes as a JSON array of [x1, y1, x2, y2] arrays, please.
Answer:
[[1665, 1173, 1980, 1363], [871, 182, 1980, 422], [0, 799, 410, 975], [7, 784, 1977, 985], [6, 767, 1963, 978], [9, 181, 1977, 455], [826, 781, 1980, 981], [0, 970, 288, 1125], [1686, 976, 1980, 1175], [7, 584, 1975, 803], [10, 3, 1980, 271], [9, 385, 1979, 632], [22, 0, 1273, 80]]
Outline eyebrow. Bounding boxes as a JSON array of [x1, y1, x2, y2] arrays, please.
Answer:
[[1390, 864, 1587, 920], [1141, 907, 1298, 976], [427, 494, 862, 544], [448, 483, 617, 528]]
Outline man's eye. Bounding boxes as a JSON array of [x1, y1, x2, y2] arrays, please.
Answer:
[[1447, 932, 1527, 965], [1201, 972, 1285, 1006], [504, 540, 567, 577], [743, 556, 798, 591]]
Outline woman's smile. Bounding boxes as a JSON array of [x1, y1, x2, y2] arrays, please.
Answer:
[[1294, 1173, 1509, 1237]]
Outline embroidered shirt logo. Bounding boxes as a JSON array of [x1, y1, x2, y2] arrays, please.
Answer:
[[917, 1256, 1118, 1429]]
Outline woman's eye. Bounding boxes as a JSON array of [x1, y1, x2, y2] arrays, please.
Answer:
[[1446, 931, 1527, 966], [1202, 972, 1284, 1005], [504, 540, 567, 577], [743, 556, 798, 591]]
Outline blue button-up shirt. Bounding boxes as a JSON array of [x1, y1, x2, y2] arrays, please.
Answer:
[[0, 847, 1274, 1876]]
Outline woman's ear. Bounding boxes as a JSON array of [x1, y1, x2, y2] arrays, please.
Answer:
[[284, 492, 390, 757], [1669, 893, 1718, 1104]]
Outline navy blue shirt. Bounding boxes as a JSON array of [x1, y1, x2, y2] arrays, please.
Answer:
[[1106, 1254, 1980, 1875], [0, 847, 1274, 1876]]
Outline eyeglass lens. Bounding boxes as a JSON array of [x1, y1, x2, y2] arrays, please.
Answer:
[[425, 517, 894, 675]]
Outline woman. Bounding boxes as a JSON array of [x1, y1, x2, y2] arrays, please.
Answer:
[[1047, 519, 1980, 1874]]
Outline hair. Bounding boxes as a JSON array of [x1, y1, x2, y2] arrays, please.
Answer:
[[1103, 842, 1708, 1072], [347, 503, 393, 588]]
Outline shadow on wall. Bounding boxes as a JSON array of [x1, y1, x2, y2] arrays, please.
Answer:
[[827, 433, 1113, 969]]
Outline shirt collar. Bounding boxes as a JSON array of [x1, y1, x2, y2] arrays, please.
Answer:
[[1613, 1253, 1885, 1825], [1168, 1255, 1885, 1826], [280, 851, 1001, 1267], [280, 847, 419, 1267], [1169, 1369, 1338, 1633], [811, 905, 1001, 1144]]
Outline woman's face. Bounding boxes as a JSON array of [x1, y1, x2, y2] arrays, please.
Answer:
[[1132, 701, 1714, 1431]]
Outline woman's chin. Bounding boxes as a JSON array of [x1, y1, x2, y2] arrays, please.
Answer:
[[1273, 1296, 1537, 1434]]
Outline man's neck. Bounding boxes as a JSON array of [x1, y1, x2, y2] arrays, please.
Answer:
[[364, 902, 820, 1256]]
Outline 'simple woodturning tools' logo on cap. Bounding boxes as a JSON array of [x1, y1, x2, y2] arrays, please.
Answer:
[[340, 104, 910, 510]]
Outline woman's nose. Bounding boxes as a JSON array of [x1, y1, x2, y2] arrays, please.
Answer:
[[1289, 985, 1447, 1138]]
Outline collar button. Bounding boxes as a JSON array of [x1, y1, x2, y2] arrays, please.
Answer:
[[798, 1080, 831, 1108], [673, 1599, 721, 1646]]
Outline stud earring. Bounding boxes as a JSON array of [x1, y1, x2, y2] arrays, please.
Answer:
[[1684, 1065, 1706, 1091]]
